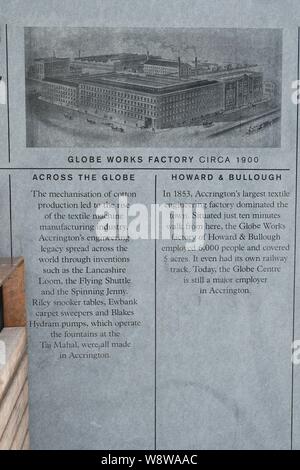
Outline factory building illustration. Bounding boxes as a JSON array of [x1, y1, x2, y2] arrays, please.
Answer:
[[25, 28, 282, 147]]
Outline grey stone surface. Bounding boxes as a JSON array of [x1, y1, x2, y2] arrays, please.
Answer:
[[0, 0, 300, 450]]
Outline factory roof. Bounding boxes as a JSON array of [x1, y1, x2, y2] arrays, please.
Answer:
[[34, 57, 69, 62], [74, 53, 157, 63], [145, 59, 179, 68], [217, 71, 262, 81], [79, 73, 219, 94], [43, 77, 79, 87]]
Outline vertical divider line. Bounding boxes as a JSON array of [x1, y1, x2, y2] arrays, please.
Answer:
[[8, 174, 13, 262], [291, 26, 300, 451], [154, 174, 157, 450], [5, 24, 11, 163]]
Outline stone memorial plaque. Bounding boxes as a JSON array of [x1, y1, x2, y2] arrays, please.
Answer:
[[0, 0, 300, 451]]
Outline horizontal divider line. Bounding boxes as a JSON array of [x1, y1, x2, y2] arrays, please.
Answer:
[[0, 167, 292, 171]]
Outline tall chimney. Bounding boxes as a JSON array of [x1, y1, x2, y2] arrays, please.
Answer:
[[146, 50, 150, 61], [178, 56, 181, 78], [78, 49, 81, 58], [195, 56, 198, 71], [53, 50, 56, 58]]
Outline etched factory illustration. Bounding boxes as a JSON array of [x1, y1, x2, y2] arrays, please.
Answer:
[[25, 28, 281, 147], [27, 51, 269, 130]]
